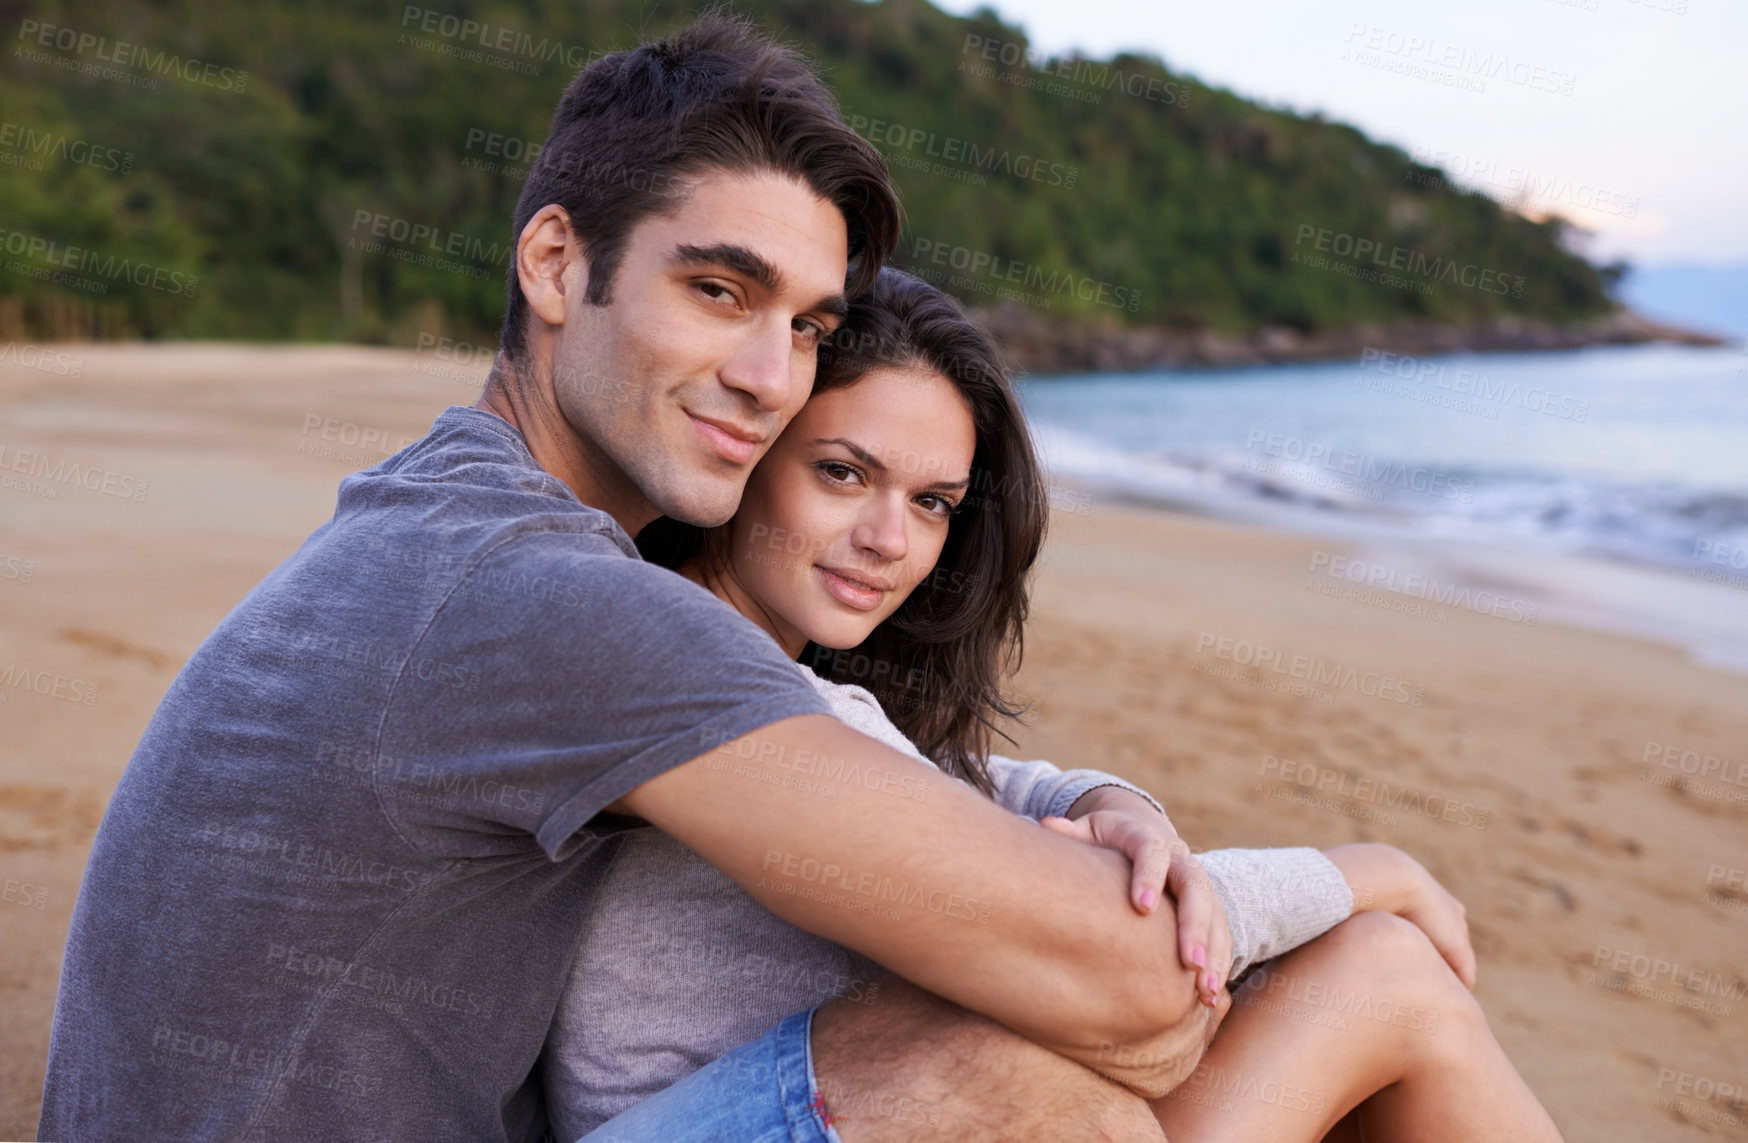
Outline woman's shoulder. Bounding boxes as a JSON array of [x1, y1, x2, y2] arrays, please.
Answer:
[[797, 666, 935, 767]]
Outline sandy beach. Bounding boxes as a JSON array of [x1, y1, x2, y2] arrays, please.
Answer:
[[1, 344, 1744, 1139]]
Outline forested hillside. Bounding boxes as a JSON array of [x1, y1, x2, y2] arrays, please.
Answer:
[[0, 0, 1622, 348]]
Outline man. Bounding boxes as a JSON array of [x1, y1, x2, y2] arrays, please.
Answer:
[[39, 16, 1214, 1142]]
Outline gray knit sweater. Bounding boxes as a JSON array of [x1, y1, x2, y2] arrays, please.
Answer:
[[544, 668, 1353, 1140]]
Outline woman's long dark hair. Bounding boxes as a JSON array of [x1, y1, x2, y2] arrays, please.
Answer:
[[637, 268, 1049, 794]]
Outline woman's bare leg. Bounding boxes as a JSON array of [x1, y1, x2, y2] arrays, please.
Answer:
[[1150, 911, 1564, 1142]]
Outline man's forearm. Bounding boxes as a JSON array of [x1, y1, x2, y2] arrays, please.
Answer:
[[612, 714, 1205, 1086]]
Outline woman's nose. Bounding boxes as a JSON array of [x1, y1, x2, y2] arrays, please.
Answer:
[[851, 495, 909, 563]]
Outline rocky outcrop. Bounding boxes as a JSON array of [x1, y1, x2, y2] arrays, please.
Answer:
[[970, 305, 1731, 375]]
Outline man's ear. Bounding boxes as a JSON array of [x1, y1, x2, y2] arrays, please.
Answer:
[[515, 204, 586, 330]]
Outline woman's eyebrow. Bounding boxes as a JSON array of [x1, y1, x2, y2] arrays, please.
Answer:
[[813, 438, 970, 489]]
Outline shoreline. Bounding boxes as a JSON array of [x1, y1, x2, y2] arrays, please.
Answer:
[[1040, 472, 1748, 680], [972, 305, 1730, 374]]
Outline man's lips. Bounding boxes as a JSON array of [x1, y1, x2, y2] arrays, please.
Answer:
[[687, 412, 765, 465], [816, 565, 891, 611]]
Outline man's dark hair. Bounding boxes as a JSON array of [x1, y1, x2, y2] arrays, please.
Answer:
[[498, 12, 901, 362]]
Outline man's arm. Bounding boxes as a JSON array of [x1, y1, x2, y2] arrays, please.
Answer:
[[608, 714, 1208, 1095]]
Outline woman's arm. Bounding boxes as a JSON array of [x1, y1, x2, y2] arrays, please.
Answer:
[[985, 752, 1165, 820]]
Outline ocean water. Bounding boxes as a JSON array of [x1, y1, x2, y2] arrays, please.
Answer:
[[1019, 344, 1748, 670]]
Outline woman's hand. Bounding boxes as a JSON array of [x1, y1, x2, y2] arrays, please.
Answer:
[[1324, 842, 1477, 989], [1041, 787, 1234, 1008]]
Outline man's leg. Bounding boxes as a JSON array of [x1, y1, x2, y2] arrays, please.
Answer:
[[811, 976, 1220, 1142], [578, 976, 1210, 1143]]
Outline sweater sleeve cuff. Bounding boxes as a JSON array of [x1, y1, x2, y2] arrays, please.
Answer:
[[1043, 776, 1167, 822], [1196, 847, 1354, 981]]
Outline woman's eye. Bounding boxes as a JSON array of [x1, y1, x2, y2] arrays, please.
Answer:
[[918, 494, 959, 517], [818, 461, 861, 484]]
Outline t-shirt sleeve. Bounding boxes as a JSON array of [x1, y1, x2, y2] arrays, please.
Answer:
[[375, 532, 830, 860]]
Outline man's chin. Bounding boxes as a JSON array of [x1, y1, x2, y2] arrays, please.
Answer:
[[647, 476, 744, 529]]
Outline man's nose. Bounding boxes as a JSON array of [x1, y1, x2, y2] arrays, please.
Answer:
[[718, 315, 799, 413]]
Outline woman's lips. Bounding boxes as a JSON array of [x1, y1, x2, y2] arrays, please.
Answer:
[[816, 565, 887, 611]]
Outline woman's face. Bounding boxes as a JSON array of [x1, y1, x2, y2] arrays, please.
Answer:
[[717, 365, 977, 657]]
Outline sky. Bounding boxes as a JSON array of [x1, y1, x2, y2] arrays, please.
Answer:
[[932, 0, 1748, 271]]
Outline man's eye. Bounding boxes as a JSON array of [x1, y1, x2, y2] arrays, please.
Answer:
[[695, 282, 735, 303], [794, 318, 826, 346]]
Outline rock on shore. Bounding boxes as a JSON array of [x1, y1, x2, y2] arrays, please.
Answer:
[[971, 305, 1729, 374]]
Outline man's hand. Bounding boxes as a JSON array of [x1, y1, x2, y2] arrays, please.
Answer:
[[1325, 842, 1476, 988], [1041, 787, 1234, 1008]]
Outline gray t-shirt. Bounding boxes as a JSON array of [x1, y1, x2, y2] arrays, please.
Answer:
[[37, 406, 829, 1143]]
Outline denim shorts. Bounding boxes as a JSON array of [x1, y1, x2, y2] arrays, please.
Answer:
[[576, 1008, 842, 1143]]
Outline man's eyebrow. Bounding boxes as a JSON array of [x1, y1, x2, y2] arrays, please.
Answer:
[[671, 242, 846, 321], [813, 437, 970, 489], [671, 242, 782, 294]]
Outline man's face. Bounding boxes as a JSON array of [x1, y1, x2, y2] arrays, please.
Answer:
[[551, 171, 849, 529]]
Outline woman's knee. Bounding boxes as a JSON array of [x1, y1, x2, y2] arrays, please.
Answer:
[[1240, 914, 1476, 1031]]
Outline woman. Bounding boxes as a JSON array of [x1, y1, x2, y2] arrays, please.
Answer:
[[549, 269, 1564, 1141]]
